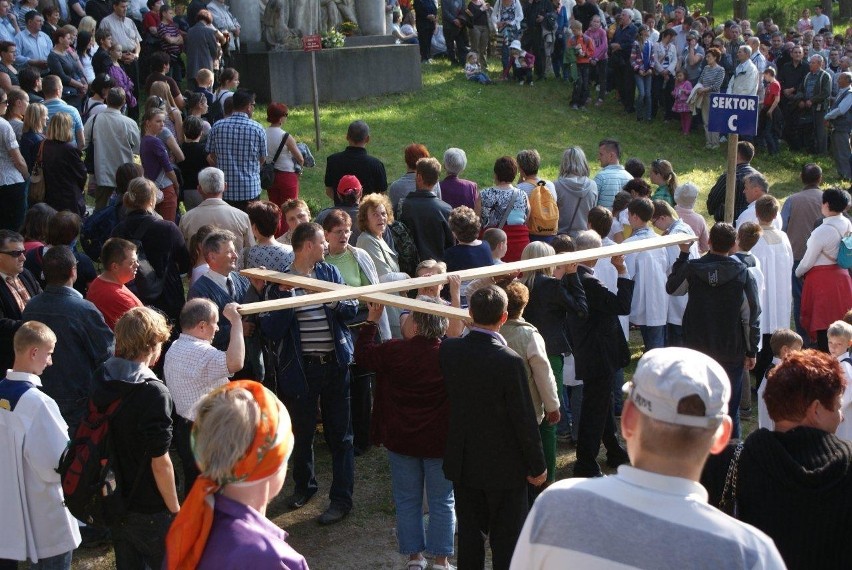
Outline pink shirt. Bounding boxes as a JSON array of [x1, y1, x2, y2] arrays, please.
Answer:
[[675, 205, 710, 253]]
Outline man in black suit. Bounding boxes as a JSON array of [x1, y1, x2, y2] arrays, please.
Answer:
[[0, 230, 41, 373], [567, 230, 633, 477], [440, 285, 546, 570]]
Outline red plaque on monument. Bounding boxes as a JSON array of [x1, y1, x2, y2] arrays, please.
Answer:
[[303, 35, 322, 52]]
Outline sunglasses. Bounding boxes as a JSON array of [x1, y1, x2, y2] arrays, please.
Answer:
[[0, 249, 25, 257]]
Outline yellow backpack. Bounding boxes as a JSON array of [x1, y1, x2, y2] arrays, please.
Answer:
[[527, 180, 559, 236]]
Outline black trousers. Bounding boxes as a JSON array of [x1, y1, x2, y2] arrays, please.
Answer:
[[444, 21, 469, 64], [174, 414, 200, 495], [575, 372, 623, 476], [454, 483, 529, 570], [753, 333, 774, 389], [417, 19, 435, 60]]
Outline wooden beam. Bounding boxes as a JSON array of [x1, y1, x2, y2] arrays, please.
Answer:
[[239, 234, 695, 315], [240, 271, 470, 320]]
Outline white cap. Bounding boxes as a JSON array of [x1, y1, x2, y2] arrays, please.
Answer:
[[623, 348, 730, 428], [509, 40, 522, 51]]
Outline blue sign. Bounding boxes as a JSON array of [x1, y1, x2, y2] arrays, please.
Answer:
[[707, 94, 760, 136]]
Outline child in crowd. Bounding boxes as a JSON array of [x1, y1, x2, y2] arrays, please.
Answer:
[[673, 182, 709, 253], [0, 322, 81, 567], [757, 328, 803, 430], [464, 52, 492, 84], [213, 67, 239, 109], [759, 67, 781, 155], [624, 197, 669, 351], [672, 69, 693, 135], [608, 190, 631, 243], [178, 116, 209, 211], [624, 157, 646, 179], [277, 199, 311, 243], [509, 40, 535, 85], [567, 20, 594, 109], [828, 320, 852, 440], [482, 227, 508, 263], [185, 92, 212, 140], [733, 222, 765, 416], [193, 68, 214, 106]]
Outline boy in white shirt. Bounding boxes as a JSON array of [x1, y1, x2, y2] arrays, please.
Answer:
[[828, 320, 852, 441], [0, 322, 81, 569], [623, 198, 670, 351], [757, 328, 803, 430]]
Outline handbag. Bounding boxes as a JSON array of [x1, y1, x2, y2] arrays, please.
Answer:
[[84, 114, 97, 174], [29, 141, 46, 204], [260, 132, 289, 190]]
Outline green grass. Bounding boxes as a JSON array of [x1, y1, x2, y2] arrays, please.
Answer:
[[251, 60, 836, 222]]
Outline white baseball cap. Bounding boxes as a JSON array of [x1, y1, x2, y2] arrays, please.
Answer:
[[623, 348, 730, 429]]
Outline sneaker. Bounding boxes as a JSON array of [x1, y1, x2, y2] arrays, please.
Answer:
[[529, 81, 534, 86], [571, 104, 579, 109], [519, 80, 524, 85], [407, 559, 428, 570], [432, 564, 456, 570], [595, 99, 603, 107]]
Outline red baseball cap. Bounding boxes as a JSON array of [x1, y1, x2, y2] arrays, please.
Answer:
[[337, 174, 363, 197]]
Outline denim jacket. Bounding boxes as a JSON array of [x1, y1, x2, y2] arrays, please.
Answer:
[[260, 262, 358, 396]]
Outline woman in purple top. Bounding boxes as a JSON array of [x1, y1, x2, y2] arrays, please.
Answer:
[[440, 147, 480, 215], [355, 300, 456, 570], [140, 108, 179, 222]]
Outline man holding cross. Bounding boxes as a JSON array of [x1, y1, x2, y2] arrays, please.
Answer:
[[260, 222, 358, 526]]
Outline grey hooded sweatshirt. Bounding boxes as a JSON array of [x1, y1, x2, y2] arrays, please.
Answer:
[[555, 176, 599, 237]]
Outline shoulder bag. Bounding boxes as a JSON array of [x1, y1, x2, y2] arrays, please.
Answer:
[[261, 132, 289, 190], [29, 141, 46, 204]]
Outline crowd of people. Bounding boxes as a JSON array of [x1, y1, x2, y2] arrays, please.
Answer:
[[0, 0, 852, 569]]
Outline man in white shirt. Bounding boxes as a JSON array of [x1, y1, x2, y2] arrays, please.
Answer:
[[727, 44, 759, 96], [736, 172, 782, 230], [98, 0, 141, 57], [511, 347, 787, 570], [810, 5, 831, 34], [164, 298, 244, 491], [0, 322, 81, 568], [179, 167, 255, 251]]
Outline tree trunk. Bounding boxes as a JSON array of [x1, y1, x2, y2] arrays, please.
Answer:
[[704, 0, 714, 18], [733, 0, 747, 21], [641, 0, 655, 18], [822, 0, 833, 28], [841, 0, 852, 22]]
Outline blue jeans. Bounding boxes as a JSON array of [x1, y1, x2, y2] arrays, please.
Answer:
[[720, 360, 745, 439], [284, 360, 355, 510], [387, 451, 455, 557], [111, 510, 173, 570], [791, 262, 808, 343], [639, 325, 666, 351], [635, 73, 652, 120], [29, 551, 72, 570]]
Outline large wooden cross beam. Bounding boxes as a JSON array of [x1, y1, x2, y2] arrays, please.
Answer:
[[237, 234, 695, 318]]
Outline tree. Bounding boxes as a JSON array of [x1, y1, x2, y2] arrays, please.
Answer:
[[733, 0, 748, 21]]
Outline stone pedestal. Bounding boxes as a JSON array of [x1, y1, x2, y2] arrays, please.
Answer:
[[233, 43, 421, 105], [355, 0, 386, 35]]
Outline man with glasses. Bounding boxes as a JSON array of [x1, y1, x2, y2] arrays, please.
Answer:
[[205, 89, 267, 211], [0, 230, 41, 374], [179, 166, 254, 250]]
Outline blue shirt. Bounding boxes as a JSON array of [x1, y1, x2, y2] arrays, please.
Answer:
[[206, 112, 267, 202], [44, 98, 83, 147], [593, 164, 632, 209], [14, 29, 52, 66]]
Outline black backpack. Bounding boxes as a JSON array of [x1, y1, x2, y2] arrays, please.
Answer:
[[388, 220, 420, 277], [80, 204, 119, 262], [58, 387, 145, 527], [207, 91, 229, 124], [126, 217, 166, 303]]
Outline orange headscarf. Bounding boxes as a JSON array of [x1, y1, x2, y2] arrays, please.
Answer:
[[165, 380, 294, 570]]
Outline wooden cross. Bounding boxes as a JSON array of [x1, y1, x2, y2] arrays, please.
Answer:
[[238, 234, 695, 321]]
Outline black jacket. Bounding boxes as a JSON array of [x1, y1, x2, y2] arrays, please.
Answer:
[[0, 268, 41, 373], [399, 191, 454, 263], [666, 252, 761, 362], [566, 265, 633, 379], [705, 162, 759, 222], [440, 331, 546, 489], [523, 272, 587, 355]]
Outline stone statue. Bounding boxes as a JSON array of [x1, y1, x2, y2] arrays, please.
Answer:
[[320, 0, 358, 34], [260, 0, 319, 47]]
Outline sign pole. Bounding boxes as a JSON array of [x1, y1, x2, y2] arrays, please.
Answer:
[[310, 51, 320, 150], [724, 133, 738, 224], [302, 34, 323, 151]]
